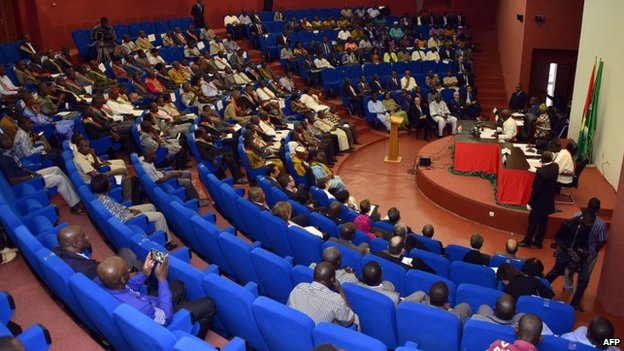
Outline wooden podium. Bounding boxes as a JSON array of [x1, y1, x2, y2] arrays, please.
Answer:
[[384, 115, 404, 163]]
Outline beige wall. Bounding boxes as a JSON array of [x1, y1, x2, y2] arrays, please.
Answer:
[[568, 0, 624, 188], [496, 0, 527, 96]]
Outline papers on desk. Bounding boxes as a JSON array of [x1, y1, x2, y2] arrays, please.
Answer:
[[98, 63, 106, 72], [56, 111, 73, 117], [225, 133, 233, 139], [197, 41, 205, 50], [286, 123, 295, 130], [527, 159, 542, 171], [512, 112, 525, 117], [479, 129, 497, 139], [110, 115, 124, 122], [513, 143, 540, 157], [147, 34, 156, 42], [401, 257, 413, 266], [232, 124, 242, 132], [129, 110, 145, 117], [84, 85, 93, 95], [304, 226, 324, 238]]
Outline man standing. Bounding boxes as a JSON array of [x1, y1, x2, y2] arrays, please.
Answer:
[[509, 83, 528, 111], [90, 17, 116, 63], [190, 0, 205, 29], [520, 151, 558, 249], [544, 209, 595, 311]]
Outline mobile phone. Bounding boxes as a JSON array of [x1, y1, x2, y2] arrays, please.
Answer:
[[37, 131, 45, 137], [150, 249, 167, 263]]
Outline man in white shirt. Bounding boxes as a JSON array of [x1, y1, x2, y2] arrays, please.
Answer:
[[498, 109, 518, 142], [400, 70, 418, 91], [224, 12, 240, 27], [106, 89, 137, 115], [367, 7, 380, 18], [278, 72, 297, 93], [314, 55, 334, 69], [238, 11, 252, 25], [553, 142, 575, 185], [367, 94, 391, 131], [427, 34, 441, 50], [561, 316, 621, 351], [337, 27, 351, 45], [429, 94, 457, 137], [213, 52, 232, 71], [148, 49, 165, 66], [224, 12, 244, 39], [411, 49, 426, 61], [426, 47, 440, 62], [0, 66, 23, 102]]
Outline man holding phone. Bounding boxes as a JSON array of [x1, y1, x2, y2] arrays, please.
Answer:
[[97, 254, 216, 339]]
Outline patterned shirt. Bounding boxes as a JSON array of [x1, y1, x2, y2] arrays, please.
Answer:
[[12, 128, 44, 158], [95, 193, 134, 223], [287, 281, 355, 326], [572, 211, 607, 255]]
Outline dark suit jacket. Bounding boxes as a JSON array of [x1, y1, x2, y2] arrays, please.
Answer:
[[277, 34, 289, 47], [408, 103, 430, 127], [266, 176, 282, 189], [456, 73, 474, 87], [440, 48, 455, 61], [191, 3, 205, 28], [528, 162, 559, 215], [375, 251, 436, 274], [462, 250, 491, 266], [385, 76, 401, 91], [509, 91, 528, 110], [504, 275, 555, 301], [370, 80, 384, 94], [53, 248, 98, 279]]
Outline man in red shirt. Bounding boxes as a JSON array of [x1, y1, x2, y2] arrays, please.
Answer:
[[487, 314, 542, 351]]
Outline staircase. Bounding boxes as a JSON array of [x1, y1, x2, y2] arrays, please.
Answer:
[[471, 29, 508, 119]]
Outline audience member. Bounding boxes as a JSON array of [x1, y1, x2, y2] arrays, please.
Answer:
[[487, 314, 543, 351], [463, 233, 491, 266], [410, 281, 472, 323], [375, 236, 436, 274], [472, 294, 553, 335], [329, 222, 370, 255], [561, 316, 620, 350], [496, 263, 554, 301]]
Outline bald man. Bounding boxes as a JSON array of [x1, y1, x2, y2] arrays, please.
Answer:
[[472, 294, 553, 335], [487, 314, 543, 351], [410, 281, 472, 323], [375, 236, 436, 274], [356, 261, 423, 305], [96, 255, 215, 339], [328, 222, 370, 255], [495, 239, 524, 261], [53, 225, 141, 279], [562, 316, 620, 350], [288, 261, 357, 327], [310, 247, 358, 284]]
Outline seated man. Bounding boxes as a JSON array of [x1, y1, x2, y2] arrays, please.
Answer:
[[12, 117, 63, 169], [421, 224, 445, 253], [375, 236, 436, 274], [472, 293, 553, 335], [553, 141, 575, 186], [96, 255, 215, 339], [561, 316, 620, 350], [90, 174, 175, 250], [53, 224, 143, 279], [429, 94, 458, 137], [498, 109, 518, 142], [276, 173, 308, 204], [487, 314, 543, 351], [462, 233, 491, 266], [497, 263, 554, 301], [309, 246, 359, 284], [329, 222, 370, 255], [139, 118, 185, 168], [194, 128, 246, 184], [140, 146, 208, 207], [381, 207, 412, 233], [409, 281, 472, 323], [495, 239, 524, 262], [0, 134, 85, 214], [367, 93, 391, 131], [74, 137, 132, 201], [287, 261, 357, 327], [357, 261, 423, 305]]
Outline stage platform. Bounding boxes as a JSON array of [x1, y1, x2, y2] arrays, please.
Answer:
[[416, 136, 616, 238]]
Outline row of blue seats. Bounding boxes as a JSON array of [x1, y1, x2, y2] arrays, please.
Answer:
[[0, 290, 51, 351], [0, 41, 26, 65], [72, 17, 193, 58]]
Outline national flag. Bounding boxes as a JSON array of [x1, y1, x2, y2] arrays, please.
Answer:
[[577, 60, 603, 161]]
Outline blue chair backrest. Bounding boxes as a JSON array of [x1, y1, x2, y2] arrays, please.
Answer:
[[173, 336, 219, 350], [250, 247, 294, 304], [313, 322, 387, 351], [69, 273, 132, 351], [409, 234, 443, 254], [516, 296, 575, 336], [461, 319, 516, 351], [405, 269, 457, 305], [445, 244, 472, 262], [450, 261, 497, 289], [537, 335, 597, 351], [113, 24, 129, 38], [489, 255, 524, 270], [362, 254, 406, 295], [235, 196, 268, 243], [127, 23, 142, 38], [189, 215, 234, 276], [322, 241, 363, 278], [258, 210, 292, 257], [155, 20, 169, 34], [456, 283, 504, 314], [407, 248, 450, 278], [167, 255, 206, 301], [203, 274, 268, 351], [309, 186, 331, 207], [397, 301, 461, 351], [342, 283, 398, 349], [113, 304, 178, 351], [251, 296, 315, 351], [217, 232, 261, 286], [286, 225, 322, 266], [308, 212, 339, 238]]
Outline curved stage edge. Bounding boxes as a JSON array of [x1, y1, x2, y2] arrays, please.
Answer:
[[415, 136, 615, 239]]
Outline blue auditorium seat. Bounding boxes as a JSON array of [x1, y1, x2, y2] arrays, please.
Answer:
[[322, 241, 363, 278], [313, 322, 387, 351], [450, 261, 497, 289], [202, 274, 269, 351], [251, 296, 315, 351], [397, 301, 461, 351], [362, 254, 406, 295], [516, 296, 575, 336], [409, 234, 444, 254], [455, 283, 504, 315], [489, 255, 524, 270], [250, 247, 295, 304], [404, 269, 457, 305], [286, 225, 322, 266], [461, 319, 515, 351], [445, 244, 472, 262], [235, 196, 268, 243], [258, 210, 292, 257], [407, 248, 450, 278], [0, 321, 51, 351], [189, 215, 234, 277], [167, 255, 218, 301], [217, 232, 262, 286], [0, 291, 14, 325], [342, 283, 398, 349], [537, 335, 597, 351], [308, 212, 339, 238], [173, 336, 246, 351]]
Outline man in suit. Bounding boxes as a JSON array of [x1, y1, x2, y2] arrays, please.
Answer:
[[264, 163, 282, 188], [520, 151, 559, 248], [376, 236, 436, 274], [329, 222, 370, 255], [409, 96, 432, 140], [194, 128, 247, 184], [509, 83, 528, 110], [190, 0, 205, 28], [463, 233, 491, 266], [386, 71, 402, 91], [53, 225, 142, 280]]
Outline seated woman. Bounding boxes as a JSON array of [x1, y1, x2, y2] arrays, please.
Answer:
[[354, 199, 381, 241], [242, 132, 285, 173], [534, 103, 552, 144], [382, 92, 409, 129]]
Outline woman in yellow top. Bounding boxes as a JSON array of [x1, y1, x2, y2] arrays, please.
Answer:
[[382, 92, 409, 129], [415, 34, 428, 49], [293, 42, 308, 57]]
